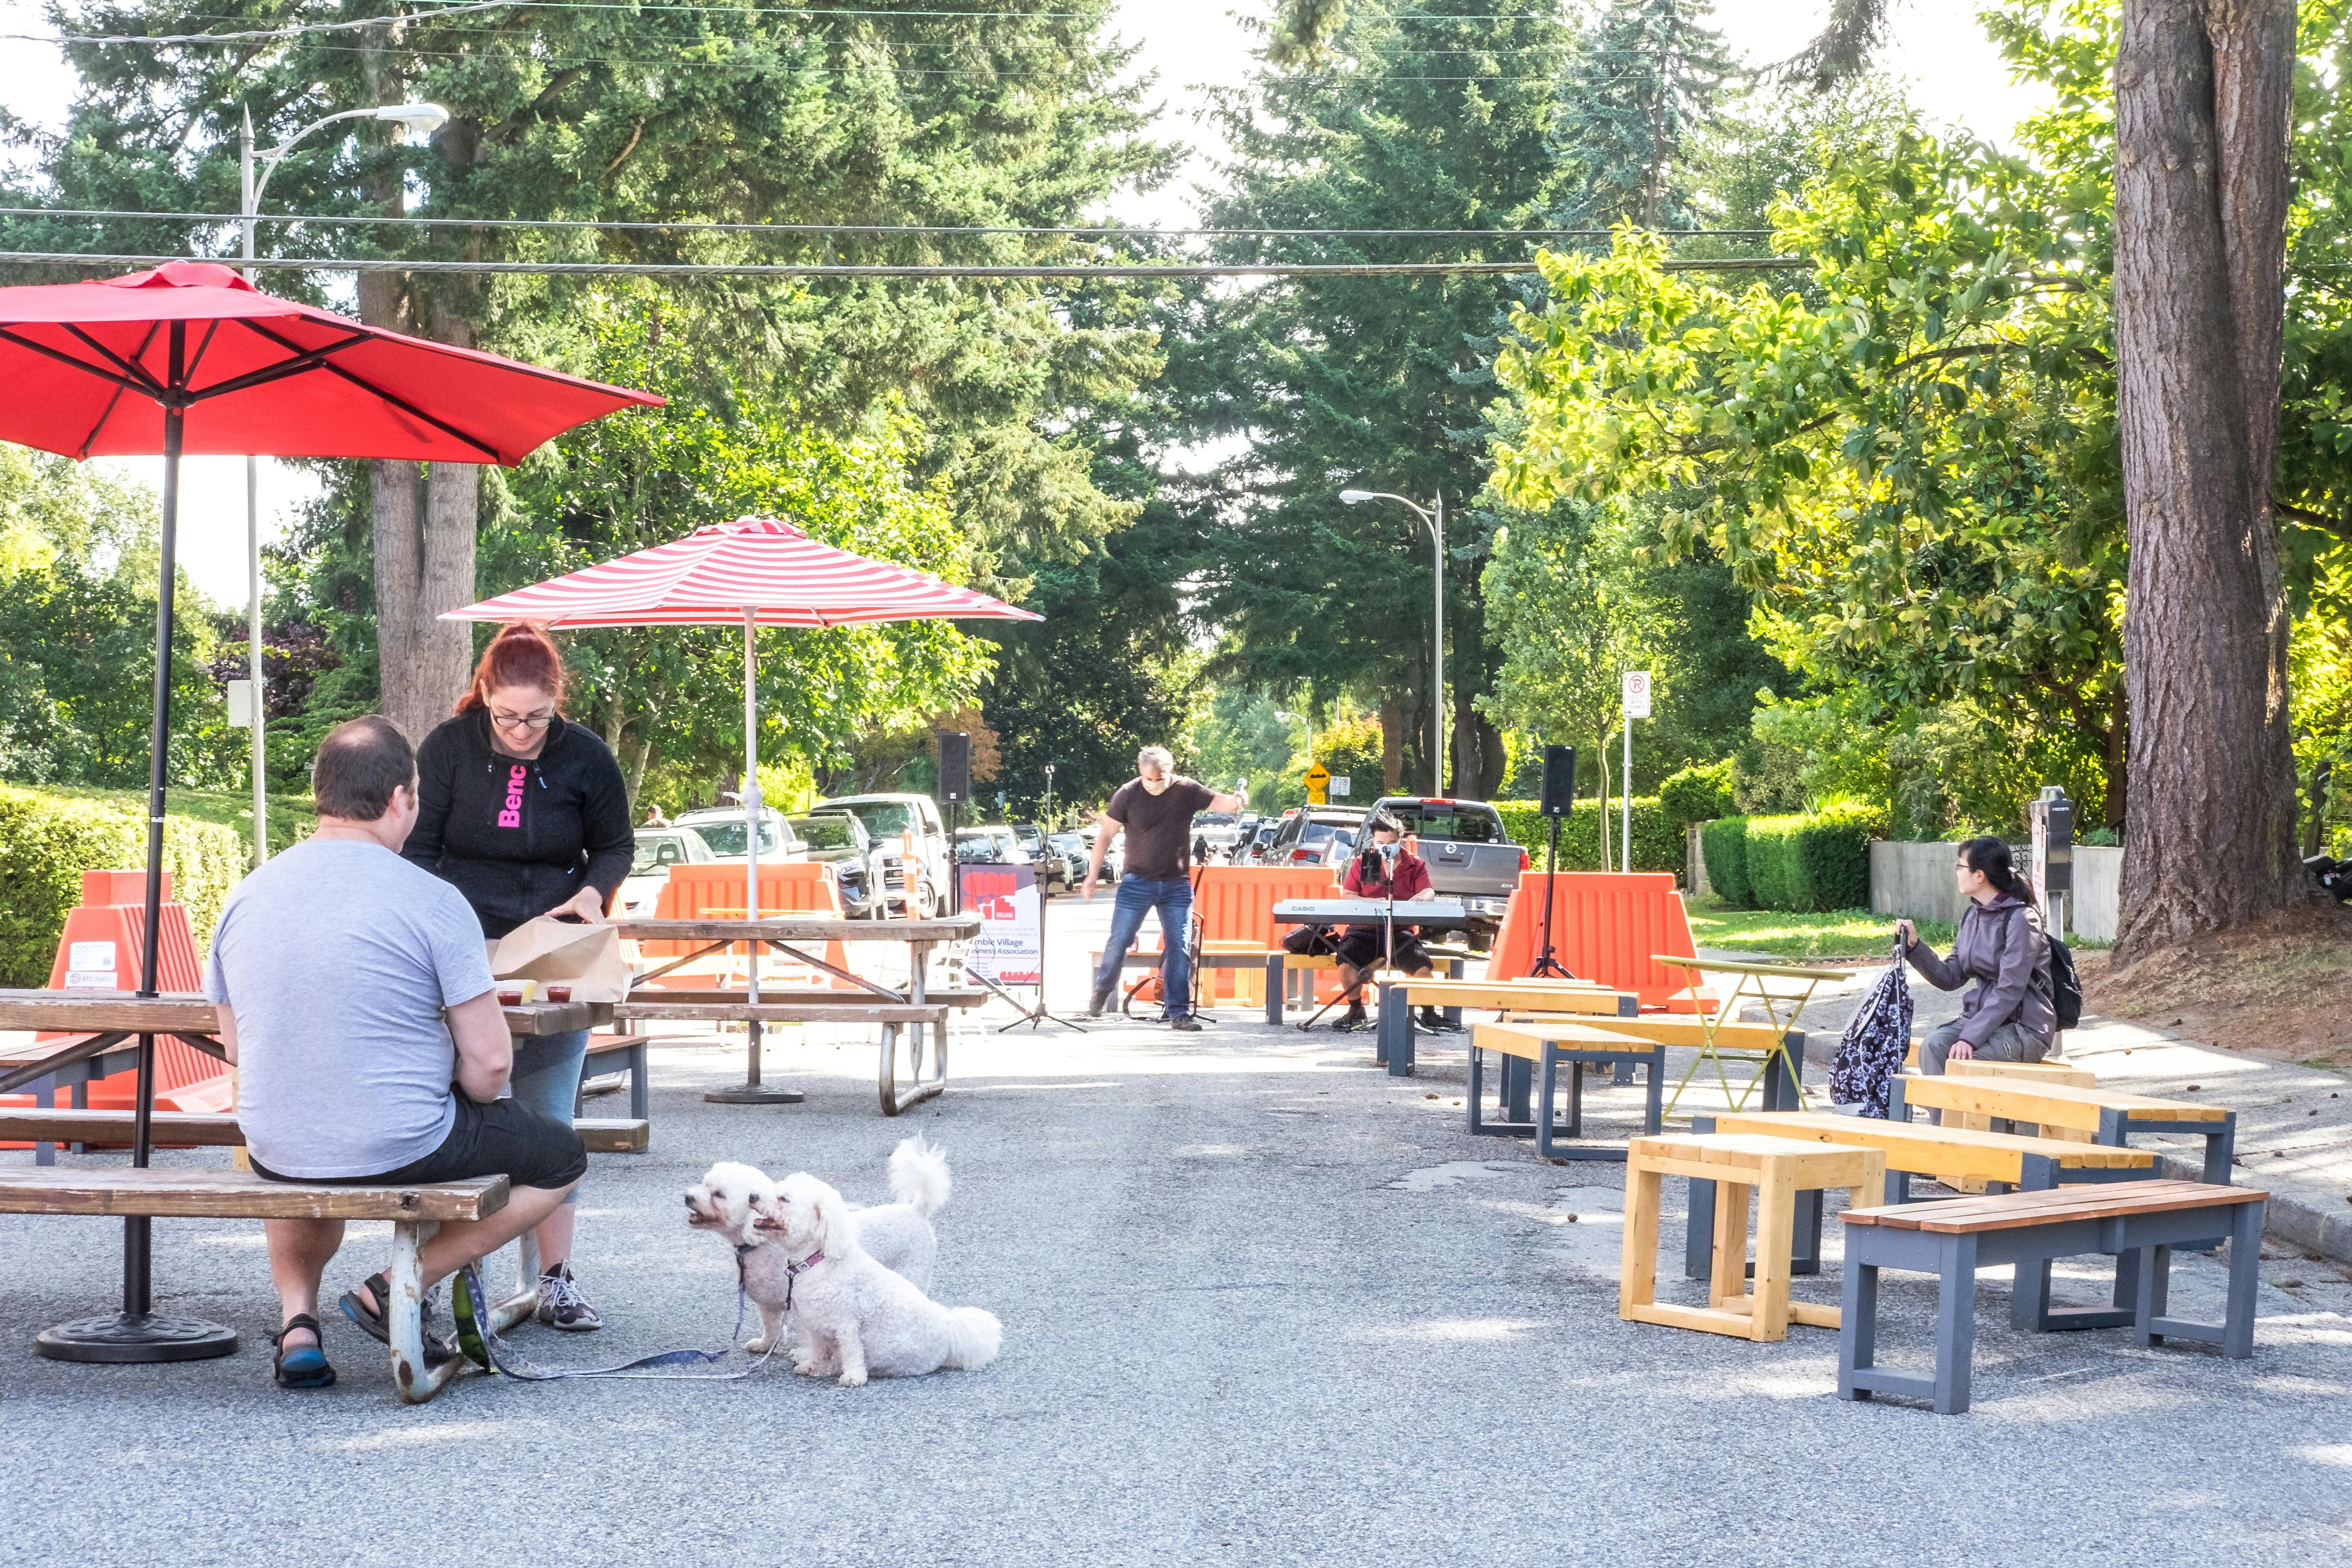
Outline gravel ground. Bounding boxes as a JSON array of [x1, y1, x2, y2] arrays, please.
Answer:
[[0, 907, 2347, 1565]]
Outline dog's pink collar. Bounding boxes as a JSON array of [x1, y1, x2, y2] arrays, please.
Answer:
[[785, 1249, 824, 1309]]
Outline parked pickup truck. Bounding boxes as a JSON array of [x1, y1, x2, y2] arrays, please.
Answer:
[[1358, 796, 1528, 951]]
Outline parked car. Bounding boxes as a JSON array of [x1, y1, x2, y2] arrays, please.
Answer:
[[616, 825, 715, 918], [1241, 822, 1280, 864], [1007, 821, 1068, 890], [1263, 806, 1369, 869], [786, 810, 888, 918], [1191, 812, 1247, 864], [1045, 830, 1092, 888], [673, 804, 802, 864], [821, 793, 951, 917], [1080, 823, 1124, 883], [1357, 796, 1529, 951], [954, 827, 1012, 864]]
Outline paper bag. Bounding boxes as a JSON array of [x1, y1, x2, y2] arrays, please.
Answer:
[[489, 915, 632, 1002]]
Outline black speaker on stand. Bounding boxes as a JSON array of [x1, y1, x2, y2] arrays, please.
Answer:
[[1530, 745, 1576, 979], [937, 730, 970, 916]]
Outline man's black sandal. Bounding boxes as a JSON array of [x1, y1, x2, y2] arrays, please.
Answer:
[[270, 1314, 336, 1389], [339, 1271, 457, 1365]]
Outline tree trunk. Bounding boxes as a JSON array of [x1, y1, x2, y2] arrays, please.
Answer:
[[2110, 0, 2300, 961], [1379, 697, 1405, 793]]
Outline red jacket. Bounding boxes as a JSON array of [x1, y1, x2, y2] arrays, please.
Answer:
[[1344, 846, 1432, 905]]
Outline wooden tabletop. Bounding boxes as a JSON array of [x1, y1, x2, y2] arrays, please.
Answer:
[[1899, 1073, 2230, 1123], [0, 989, 606, 1039], [615, 915, 980, 943]]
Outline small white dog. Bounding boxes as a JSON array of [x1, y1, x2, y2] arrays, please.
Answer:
[[754, 1170, 1001, 1386], [684, 1136, 953, 1354]]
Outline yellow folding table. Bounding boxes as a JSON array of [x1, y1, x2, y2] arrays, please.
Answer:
[[1649, 954, 1855, 1115]]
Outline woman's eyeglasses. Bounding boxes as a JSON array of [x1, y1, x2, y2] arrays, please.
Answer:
[[491, 710, 555, 731]]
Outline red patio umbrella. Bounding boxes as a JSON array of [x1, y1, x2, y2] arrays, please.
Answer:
[[0, 260, 660, 1363], [444, 515, 1040, 1104]]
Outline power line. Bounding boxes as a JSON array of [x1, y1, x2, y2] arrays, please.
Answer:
[[0, 250, 1804, 278], [9, 0, 517, 47], [0, 206, 1774, 241]]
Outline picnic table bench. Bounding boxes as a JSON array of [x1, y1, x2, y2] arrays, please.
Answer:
[[1466, 1022, 1668, 1160], [0, 1168, 534, 1403], [1370, 977, 1638, 1077], [1891, 1073, 2235, 1183], [614, 916, 981, 1114], [1690, 1110, 2160, 1323], [1837, 1180, 2266, 1414], [0, 1108, 650, 1154]]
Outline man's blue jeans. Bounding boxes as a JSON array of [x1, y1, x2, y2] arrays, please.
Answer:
[[1094, 874, 1194, 1017]]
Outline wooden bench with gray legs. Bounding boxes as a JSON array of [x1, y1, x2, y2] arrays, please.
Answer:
[[1466, 1022, 1667, 1160], [0, 1168, 538, 1404], [0, 1108, 650, 1154], [1837, 1180, 2266, 1415], [1890, 1073, 2237, 1184]]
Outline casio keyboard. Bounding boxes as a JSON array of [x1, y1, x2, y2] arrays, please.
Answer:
[[1271, 898, 1474, 929]]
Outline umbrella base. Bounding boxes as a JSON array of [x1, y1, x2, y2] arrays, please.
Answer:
[[704, 1085, 806, 1105], [37, 1311, 238, 1363]]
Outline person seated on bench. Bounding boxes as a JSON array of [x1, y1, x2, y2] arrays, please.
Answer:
[[1331, 812, 1451, 1036], [1895, 836, 2055, 1116], [207, 716, 587, 1389]]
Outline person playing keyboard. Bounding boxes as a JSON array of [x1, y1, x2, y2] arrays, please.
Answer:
[[1330, 811, 1452, 1035]]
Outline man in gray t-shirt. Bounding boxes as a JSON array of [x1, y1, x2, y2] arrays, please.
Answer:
[[207, 717, 585, 1388]]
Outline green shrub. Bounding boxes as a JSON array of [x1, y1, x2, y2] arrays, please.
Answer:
[[1701, 816, 1752, 907], [1658, 760, 1735, 826], [0, 784, 246, 987], [1494, 797, 1684, 875], [1732, 802, 1884, 912]]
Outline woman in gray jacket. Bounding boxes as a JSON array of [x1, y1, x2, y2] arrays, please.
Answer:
[[1895, 836, 2056, 1075]]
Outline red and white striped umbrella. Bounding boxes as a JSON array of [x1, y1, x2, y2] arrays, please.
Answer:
[[441, 515, 1039, 629], [441, 515, 1035, 1103]]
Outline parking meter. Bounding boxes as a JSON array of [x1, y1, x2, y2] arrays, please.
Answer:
[[2029, 785, 2074, 935]]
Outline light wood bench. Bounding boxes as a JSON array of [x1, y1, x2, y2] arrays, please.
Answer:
[[1623, 1134, 1886, 1341], [1688, 1109, 2160, 1318], [0, 1168, 536, 1404], [1893, 1074, 2235, 1183], [1467, 1022, 1667, 1160], [0, 1109, 650, 1155], [1838, 1181, 2266, 1414]]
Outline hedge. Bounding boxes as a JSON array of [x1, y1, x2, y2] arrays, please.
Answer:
[[1659, 760, 1735, 826], [1700, 816, 1751, 907], [1705, 803, 1882, 913], [0, 784, 247, 988], [1494, 797, 1684, 875]]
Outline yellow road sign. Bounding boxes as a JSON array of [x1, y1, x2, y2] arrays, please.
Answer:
[[1304, 762, 1330, 805]]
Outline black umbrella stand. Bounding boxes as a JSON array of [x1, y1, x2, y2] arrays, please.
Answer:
[[38, 366, 239, 1363]]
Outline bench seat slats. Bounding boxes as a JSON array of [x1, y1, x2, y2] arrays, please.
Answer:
[[0, 1169, 508, 1221], [1711, 1110, 2155, 1184], [615, 1002, 948, 1024], [0, 1109, 648, 1154], [1845, 1179, 2260, 1234], [1899, 1075, 2228, 1126]]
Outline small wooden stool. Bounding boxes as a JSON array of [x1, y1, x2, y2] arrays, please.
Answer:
[[1621, 1133, 1886, 1342]]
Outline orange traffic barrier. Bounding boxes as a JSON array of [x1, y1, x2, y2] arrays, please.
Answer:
[[1193, 864, 1345, 1002], [1486, 872, 1715, 1012], [631, 861, 857, 990], [5, 871, 232, 1148]]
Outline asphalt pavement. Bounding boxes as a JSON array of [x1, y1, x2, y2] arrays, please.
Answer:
[[1, 892, 2347, 1565]]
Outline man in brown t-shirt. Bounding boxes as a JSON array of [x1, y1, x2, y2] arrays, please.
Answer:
[[1082, 745, 1246, 1028]]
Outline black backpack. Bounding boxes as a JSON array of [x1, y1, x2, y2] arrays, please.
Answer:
[[2047, 933, 2082, 1030]]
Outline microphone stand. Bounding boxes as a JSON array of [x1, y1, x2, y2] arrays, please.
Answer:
[[1528, 812, 1573, 979]]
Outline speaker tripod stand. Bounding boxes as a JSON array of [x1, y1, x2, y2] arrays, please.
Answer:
[[1528, 812, 1573, 979]]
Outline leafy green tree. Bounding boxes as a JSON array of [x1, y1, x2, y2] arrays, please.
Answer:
[[1170, 0, 1577, 798]]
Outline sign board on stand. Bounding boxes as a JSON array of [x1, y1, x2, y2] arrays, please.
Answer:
[[1330, 775, 1351, 798], [1621, 670, 1652, 719], [1304, 763, 1331, 805], [959, 863, 1043, 986]]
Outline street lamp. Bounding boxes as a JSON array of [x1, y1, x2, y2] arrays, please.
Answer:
[[1275, 708, 1314, 784], [1042, 762, 1055, 824], [1340, 488, 1444, 794], [236, 100, 448, 864]]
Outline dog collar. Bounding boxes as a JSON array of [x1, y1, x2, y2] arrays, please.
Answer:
[[784, 1249, 824, 1309]]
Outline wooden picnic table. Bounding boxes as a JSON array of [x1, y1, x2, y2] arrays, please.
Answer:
[[0, 990, 611, 1163], [1891, 1073, 2236, 1184], [1650, 954, 1856, 1115], [612, 914, 981, 1114]]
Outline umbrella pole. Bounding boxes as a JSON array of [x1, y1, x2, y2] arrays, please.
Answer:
[[38, 378, 237, 1363], [707, 609, 801, 1106]]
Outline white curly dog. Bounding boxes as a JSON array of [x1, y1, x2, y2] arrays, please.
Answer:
[[684, 1135, 952, 1355], [755, 1169, 1001, 1385]]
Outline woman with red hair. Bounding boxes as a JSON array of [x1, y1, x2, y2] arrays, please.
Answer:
[[403, 622, 633, 1331]]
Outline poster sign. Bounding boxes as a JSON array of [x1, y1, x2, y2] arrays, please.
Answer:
[[959, 863, 1042, 986], [1621, 670, 1652, 719]]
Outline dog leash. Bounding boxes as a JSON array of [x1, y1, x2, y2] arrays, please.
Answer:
[[451, 1261, 783, 1382]]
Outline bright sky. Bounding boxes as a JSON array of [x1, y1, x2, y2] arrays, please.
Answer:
[[0, 0, 2051, 605]]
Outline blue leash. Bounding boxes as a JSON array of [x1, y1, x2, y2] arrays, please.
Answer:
[[454, 1262, 782, 1382]]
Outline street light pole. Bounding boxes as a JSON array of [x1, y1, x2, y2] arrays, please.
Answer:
[[1276, 708, 1314, 790], [237, 99, 448, 866], [1043, 763, 1055, 825], [1339, 489, 1444, 794]]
